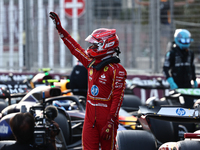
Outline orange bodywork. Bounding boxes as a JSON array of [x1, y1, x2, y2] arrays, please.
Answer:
[[119, 115, 137, 130], [54, 79, 73, 96]]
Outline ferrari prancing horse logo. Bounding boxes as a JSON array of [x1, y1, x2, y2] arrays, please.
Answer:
[[104, 66, 108, 72]]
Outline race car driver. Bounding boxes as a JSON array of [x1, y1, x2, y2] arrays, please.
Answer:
[[49, 12, 127, 150], [163, 29, 198, 89]]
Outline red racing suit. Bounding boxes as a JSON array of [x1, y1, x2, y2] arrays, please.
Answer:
[[58, 28, 127, 150]]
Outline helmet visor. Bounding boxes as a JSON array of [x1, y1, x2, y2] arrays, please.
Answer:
[[85, 35, 98, 44], [178, 38, 191, 44], [88, 43, 98, 50]]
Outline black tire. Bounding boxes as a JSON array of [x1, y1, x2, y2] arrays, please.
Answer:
[[116, 130, 157, 150], [54, 110, 72, 145], [177, 140, 200, 150], [149, 118, 179, 143], [121, 94, 142, 112]]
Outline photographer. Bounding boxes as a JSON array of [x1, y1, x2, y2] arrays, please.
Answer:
[[0, 112, 58, 150]]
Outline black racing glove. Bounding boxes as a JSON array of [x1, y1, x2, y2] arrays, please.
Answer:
[[49, 12, 62, 30]]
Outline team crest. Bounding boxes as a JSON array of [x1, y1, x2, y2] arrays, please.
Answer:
[[104, 66, 108, 72], [90, 68, 93, 76]]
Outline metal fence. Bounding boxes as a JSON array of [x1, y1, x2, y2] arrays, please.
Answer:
[[0, 0, 200, 75]]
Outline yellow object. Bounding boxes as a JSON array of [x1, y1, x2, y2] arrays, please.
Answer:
[[54, 79, 73, 96]]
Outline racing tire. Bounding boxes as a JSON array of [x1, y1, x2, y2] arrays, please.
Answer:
[[176, 140, 200, 150], [121, 94, 142, 112], [149, 118, 179, 143], [116, 130, 157, 150], [54, 110, 72, 145]]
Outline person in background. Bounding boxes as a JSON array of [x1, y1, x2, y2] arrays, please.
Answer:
[[49, 12, 127, 150], [0, 112, 57, 150], [163, 29, 198, 89], [69, 60, 88, 98]]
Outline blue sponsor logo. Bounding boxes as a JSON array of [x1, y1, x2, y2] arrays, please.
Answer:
[[0, 120, 12, 138], [176, 108, 186, 116], [91, 85, 99, 96]]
